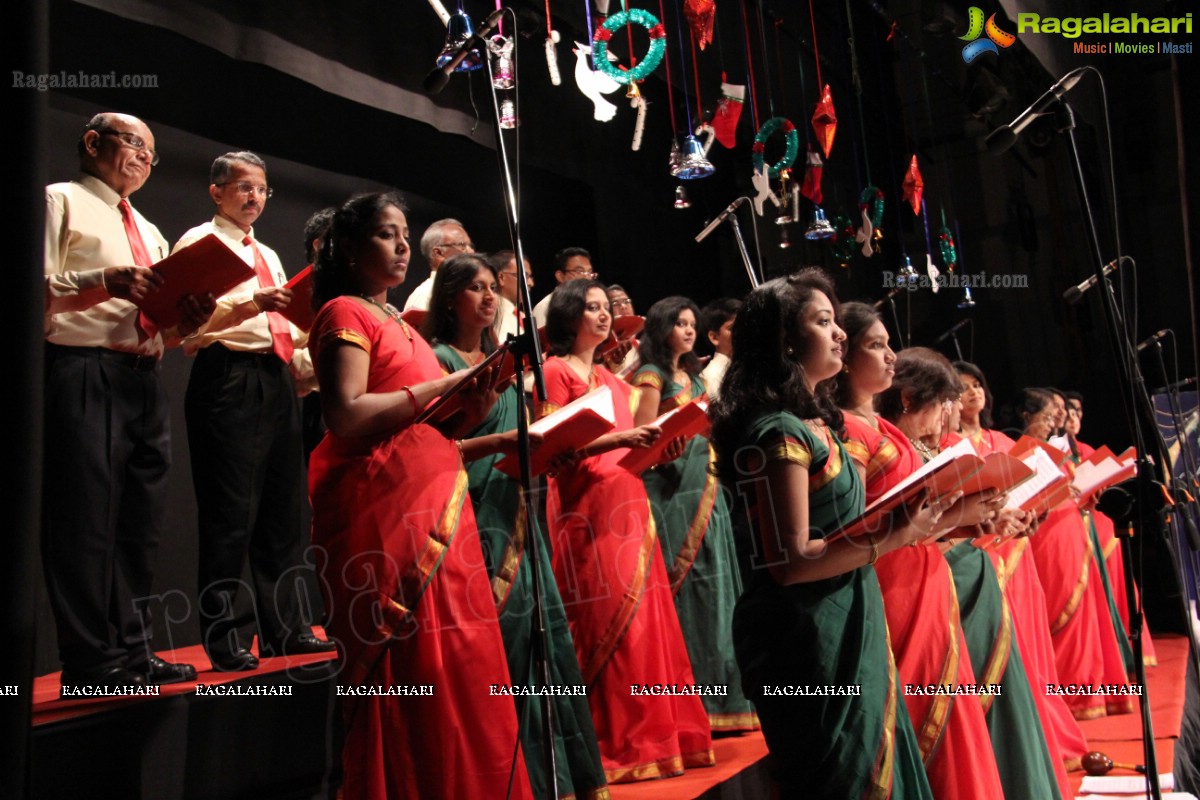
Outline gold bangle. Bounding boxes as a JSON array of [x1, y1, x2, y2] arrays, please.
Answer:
[[866, 534, 879, 566], [455, 439, 465, 462]]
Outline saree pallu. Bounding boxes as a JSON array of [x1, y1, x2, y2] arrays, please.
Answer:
[[734, 412, 932, 799], [1088, 508, 1158, 666], [946, 540, 1064, 800], [631, 366, 758, 733], [436, 345, 608, 800], [1031, 502, 1136, 718], [309, 297, 530, 800], [542, 360, 713, 783], [842, 415, 1004, 799]]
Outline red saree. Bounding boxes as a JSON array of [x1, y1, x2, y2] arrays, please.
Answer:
[[965, 429, 1089, 777], [1029, 446, 1135, 720], [308, 297, 531, 799], [1077, 440, 1157, 666], [541, 359, 714, 783], [841, 415, 1004, 799]]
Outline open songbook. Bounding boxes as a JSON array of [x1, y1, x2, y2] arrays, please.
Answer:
[[598, 315, 645, 356], [493, 385, 616, 478], [825, 439, 982, 542], [1073, 446, 1138, 504], [136, 233, 255, 327], [1004, 443, 1073, 516], [617, 398, 710, 475], [278, 265, 314, 332], [414, 342, 516, 425]]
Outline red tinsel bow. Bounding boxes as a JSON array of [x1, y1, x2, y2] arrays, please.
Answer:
[[683, 0, 716, 50], [901, 155, 924, 215], [811, 84, 837, 158]]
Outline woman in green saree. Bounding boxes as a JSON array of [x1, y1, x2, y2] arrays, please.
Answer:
[[710, 269, 939, 798], [630, 296, 758, 733], [423, 254, 609, 800]]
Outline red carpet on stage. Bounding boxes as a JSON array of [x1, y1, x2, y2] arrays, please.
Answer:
[[31, 630, 338, 727], [606, 635, 1191, 800], [1071, 634, 1188, 797]]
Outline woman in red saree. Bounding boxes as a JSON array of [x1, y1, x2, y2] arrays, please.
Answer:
[[307, 192, 531, 799], [835, 305, 1004, 799], [1065, 391, 1157, 667], [956, 362, 1089, 777], [540, 279, 713, 783], [1017, 388, 1135, 720]]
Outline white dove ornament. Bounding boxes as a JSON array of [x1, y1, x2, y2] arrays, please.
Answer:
[[573, 42, 621, 122]]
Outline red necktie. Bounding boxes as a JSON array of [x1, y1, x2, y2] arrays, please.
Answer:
[[243, 235, 295, 364], [118, 199, 158, 339]]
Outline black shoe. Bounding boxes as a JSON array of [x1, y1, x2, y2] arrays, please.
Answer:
[[207, 649, 259, 672], [60, 666, 147, 692], [280, 633, 337, 656], [261, 632, 338, 658], [132, 655, 197, 685]]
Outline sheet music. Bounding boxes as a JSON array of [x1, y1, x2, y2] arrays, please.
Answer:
[[1006, 446, 1064, 510]]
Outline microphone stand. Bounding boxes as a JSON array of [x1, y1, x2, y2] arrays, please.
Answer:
[[1148, 337, 1200, 564], [948, 330, 964, 362], [478, 22, 560, 799], [1057, 95, 1183, 799]]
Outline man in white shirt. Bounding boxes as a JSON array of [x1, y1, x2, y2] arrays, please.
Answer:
[[402, 218, 474, 311], [44, 112, 215, 690], [177, 151, 332, 672], [489, 249, 534, 342], [531, 247, 595, 328], [698, 297, 741, 400]]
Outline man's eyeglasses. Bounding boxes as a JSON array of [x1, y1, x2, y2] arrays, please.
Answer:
[[99, 130, 159, 166], [216, 181, 274, 199], [565, 268, 597, 279], [438, 240, 474, 252], [610, 297, 633, 308]]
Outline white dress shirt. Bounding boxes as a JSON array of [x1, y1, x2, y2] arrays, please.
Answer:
[[403, 274, 435, 311], [176, 216, 312, 381], [44, 174, 170, 356]]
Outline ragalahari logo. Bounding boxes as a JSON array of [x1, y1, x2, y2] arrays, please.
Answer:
[[961, 7, 1016, 63]]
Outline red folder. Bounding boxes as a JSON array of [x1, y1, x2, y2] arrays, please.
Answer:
[[136, 234, 255, 328], [599, 315, 645, 356], [955, 453, 1035, 498], [618, 399, 710, 474], [278, 265, 314, 332], [494, 385, 616, 478], [415, 345, 516, 425]]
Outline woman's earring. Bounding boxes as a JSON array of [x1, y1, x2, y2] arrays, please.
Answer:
[[785, 346, 795, 357], [902, 406, 909, 414]]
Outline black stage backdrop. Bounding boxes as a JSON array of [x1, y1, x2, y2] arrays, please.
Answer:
[[17, 0, 1199, 673]]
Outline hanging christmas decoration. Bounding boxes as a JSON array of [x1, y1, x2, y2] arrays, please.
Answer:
[[901, 155, 924, 215], [829, 214, 856, 267], [628, 83, 648, 150], [712, 80, 745, 148], [925, 253, 940, 293], [751, 117, 800, 179], [799, 148, 824, 205], [572, 42, 622, 121], [938, 224, 958, 271], [693, 122, 717, 155], [751, 165, 779, 217], [856, 186, 884, 257], [592, 9, 668, 85], [683, 0, 716, 50], [811, 84, 837, 158]]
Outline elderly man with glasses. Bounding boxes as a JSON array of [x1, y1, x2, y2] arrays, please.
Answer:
[[401, 218, 474, 312], [174, 151, 332, 672], [43, 112, 216, 691]]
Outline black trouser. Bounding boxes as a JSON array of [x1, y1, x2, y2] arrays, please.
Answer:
[[42, 344, 170, 673], [186, 344, 308, 658]]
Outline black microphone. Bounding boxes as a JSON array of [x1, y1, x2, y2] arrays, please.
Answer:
[[423, 8, 505, 94], [1136, 329, 1169, 352], [986, 68, 1086, 156], [1062, 258, 1121, 304], [934, 319, 970, 344], [873, 285, 903, 310], [695, 197, 749, 243]]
